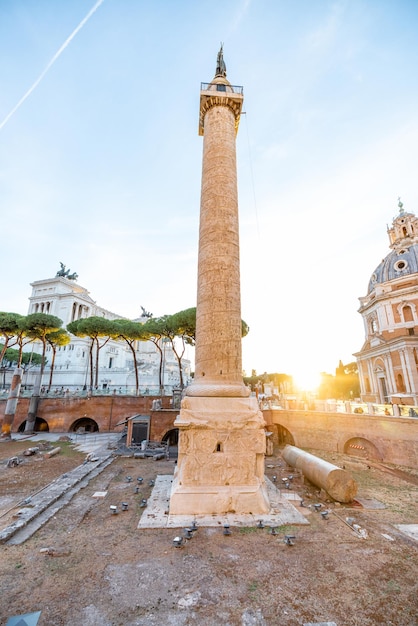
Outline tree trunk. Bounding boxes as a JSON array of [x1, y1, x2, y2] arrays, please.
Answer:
[[48, 347, 57, 391], [171, 339, 185, 389], [150, 339, 164, 395], [89, 340, 94, 390], [94, 338, 100, 388], [127, 341, 139, 394], [0, 340, 10, 365]]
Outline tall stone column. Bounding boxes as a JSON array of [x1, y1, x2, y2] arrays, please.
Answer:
[[187, 71, 248, 398], [169, 49, 269, 516]]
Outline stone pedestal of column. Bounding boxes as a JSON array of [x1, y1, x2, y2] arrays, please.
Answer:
[[169, 396, 270, 515]]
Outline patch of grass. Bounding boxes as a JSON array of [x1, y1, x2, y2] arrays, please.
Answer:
[[247, 580, 261, 602], [36, 440, 83, 459], [386, 580, 401, 593], [54, 442, 84, 459], [273, 524, 298, 535], [239, 523, 298, 535]]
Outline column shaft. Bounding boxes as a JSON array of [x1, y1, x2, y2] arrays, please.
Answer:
[[188, 103, 248, 397]]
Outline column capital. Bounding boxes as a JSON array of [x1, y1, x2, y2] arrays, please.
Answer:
[[199, 82, 243, 136]]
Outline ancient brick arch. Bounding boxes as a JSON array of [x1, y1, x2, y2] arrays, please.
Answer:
[[162, 428, 179, 446], [344, 437, 382, 460], [275, 423, 295, 447], [18, 417, 49, 433], [70, 417, 99, 433]]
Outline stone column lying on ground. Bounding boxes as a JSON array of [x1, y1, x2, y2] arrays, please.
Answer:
[[282, 444, 358, 503]]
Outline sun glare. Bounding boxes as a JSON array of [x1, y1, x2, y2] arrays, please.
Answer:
[[293, 370, 321, 393]]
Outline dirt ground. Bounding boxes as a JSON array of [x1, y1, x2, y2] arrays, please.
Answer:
[[0, 438, 417, 626]]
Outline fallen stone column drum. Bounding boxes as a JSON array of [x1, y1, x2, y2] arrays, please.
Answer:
[[282, 444, 358, 503]]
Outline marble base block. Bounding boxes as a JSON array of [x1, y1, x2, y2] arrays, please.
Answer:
[[169, 395, 270, 515]]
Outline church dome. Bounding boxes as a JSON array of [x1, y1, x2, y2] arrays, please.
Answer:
[[368, 200, 418, 293], [368, 244, 418, 293]]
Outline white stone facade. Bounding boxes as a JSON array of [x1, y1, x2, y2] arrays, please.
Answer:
[[23, 275, 191, 394]]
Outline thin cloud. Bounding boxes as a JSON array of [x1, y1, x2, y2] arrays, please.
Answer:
[[0, 0, 105, 132], [305, 0, 346, 52], [226, 0, 252, 36]]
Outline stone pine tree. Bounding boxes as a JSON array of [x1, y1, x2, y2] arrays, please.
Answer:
[[67, 317, 117, 390], [23, 313, 63, 433], [0, 312, 23, 365], [66, 319, 91, 388], [0, 313, 29, 438], [144, 308, 248, 392], [141, 318, 166, 393], [0, 346, 42, 370], [157, 309, 196, 390], [112, 320, 149, 395], [45, 329, 71, 391]]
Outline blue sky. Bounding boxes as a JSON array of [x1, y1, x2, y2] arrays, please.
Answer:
[[1, 0, 418, 388]]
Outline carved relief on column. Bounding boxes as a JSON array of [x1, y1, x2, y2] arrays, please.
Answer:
[[188, 90, 248, 397], [175, 427, 265, 487]]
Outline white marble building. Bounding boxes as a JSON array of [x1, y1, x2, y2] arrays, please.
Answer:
[[23, 273, 191, 394]]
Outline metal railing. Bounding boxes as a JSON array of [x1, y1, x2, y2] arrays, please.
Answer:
[[200, 82, 243, 95], [0, 386, 164, 398], [259, 397, 418, 418]]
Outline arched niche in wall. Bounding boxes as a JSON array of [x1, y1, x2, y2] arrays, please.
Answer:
[[70, 417, 99, 433], [344, 437, 382, 461]]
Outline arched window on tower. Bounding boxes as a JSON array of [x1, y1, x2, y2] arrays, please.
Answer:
[[71, 302, 77, 322], [403, 305, 414, 322], [371, 318, 378, 334], [403, 226, 408, 237], [397, 373, 406, 393]]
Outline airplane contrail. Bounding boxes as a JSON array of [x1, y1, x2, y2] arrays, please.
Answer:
[[0, 0, 105, 132]]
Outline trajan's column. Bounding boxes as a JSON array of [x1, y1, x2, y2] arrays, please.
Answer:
[[169, 48, 269, 515]]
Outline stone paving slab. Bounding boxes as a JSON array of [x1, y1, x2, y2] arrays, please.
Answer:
[[11, 432, 120, 455], [138, 476, 309, 529], [395, 524, 418, 541], [355, 496, 386, 509], [0, 453, 114, 544]]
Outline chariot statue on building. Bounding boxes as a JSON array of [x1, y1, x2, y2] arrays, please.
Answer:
[[56, 262, 78, 281]]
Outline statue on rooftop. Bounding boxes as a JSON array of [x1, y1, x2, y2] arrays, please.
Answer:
[[216, 44, 227, 77], [56, 262, 78, 280], [140, 306, 153, 319]]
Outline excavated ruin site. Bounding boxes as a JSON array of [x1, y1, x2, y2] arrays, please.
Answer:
[[0, 434, 417, 626]]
